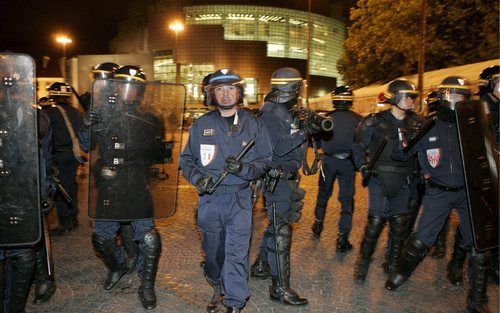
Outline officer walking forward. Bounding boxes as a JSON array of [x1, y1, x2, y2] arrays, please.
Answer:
[[180, 69, 272, 313], [311, 86, 361, 253], [386, 76, 496, 313], [352, 79, 421, 283]]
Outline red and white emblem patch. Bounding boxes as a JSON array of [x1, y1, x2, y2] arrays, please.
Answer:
[[426, 148, 441, 168], [200, 144, 216, 166]]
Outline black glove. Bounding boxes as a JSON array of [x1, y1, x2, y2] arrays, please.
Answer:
[[47, 166, 59, 183], [196, 176, 215, 196], [83, 108, 102, 127], [41, 198, 55, 214], [359, 165, 372, 180], [225, 156, 242, 174]]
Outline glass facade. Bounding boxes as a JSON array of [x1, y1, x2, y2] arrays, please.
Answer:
[[184, 5, 345, 82]]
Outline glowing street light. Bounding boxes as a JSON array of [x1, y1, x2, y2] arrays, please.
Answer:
[[168, 22, 184, 33], [168, 21, 184, 83], [55, 35, 72, 58]]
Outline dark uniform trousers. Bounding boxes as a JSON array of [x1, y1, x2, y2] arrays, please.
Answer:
[[197, 188, 253, 309], [413, 187, 472, 249], [314, 156, 355, 234], [93, 220, 154, 275], [264, 178, 297, 277], [368, 177, 410, 218], [54, 155, 79, 221]]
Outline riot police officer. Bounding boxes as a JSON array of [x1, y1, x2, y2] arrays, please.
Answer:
[[0, 53, 56, 311], [180, 69, 272, 313], [386, 76, 493, 313], [78, 62, 120, 111], [81, 66, 163, 310], [352, 79, 421, 283], [250, 67, 311, 306], [478, 65, 499, 142], [43, 82, 83, 235], [311, 86, 361, 253]]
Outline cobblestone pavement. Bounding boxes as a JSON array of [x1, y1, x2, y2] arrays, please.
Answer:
[[24, 166, 499, 313]]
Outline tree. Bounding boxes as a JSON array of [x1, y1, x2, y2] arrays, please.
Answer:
[[338, 0, 499, 88]]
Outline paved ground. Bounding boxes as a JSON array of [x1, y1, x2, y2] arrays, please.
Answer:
[[24, 166, 499, 313]]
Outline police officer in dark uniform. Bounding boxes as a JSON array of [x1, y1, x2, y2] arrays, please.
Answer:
[[477, 65, 499, 284], [311, 86, 361, 253], [478, 65, 499, 142], [250, 67, 311, 306], [352, 79, 421, 283], [1, 102, 56, 312], [43, 82, 83, 235], [78, 62, 120, 112], [180, 69, 272, 313], [81, 66, 163, 310], [84, 62, 139, 274], [386, 76, 492, 313]]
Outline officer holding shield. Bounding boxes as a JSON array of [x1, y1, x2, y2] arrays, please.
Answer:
[[81, 66, 163, 310], [386, 76, 493, 313]]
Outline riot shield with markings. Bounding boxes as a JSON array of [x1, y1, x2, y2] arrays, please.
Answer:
[[88, 78, 185, 221], [455, 99, 499, 252], [0, 53, 41, 247]]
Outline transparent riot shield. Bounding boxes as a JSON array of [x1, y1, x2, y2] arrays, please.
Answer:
[[456, 100, 499, 252], [88, 79, 185, 221], [0, 53, 41, 247]]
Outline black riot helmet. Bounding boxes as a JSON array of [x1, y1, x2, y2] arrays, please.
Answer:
[[383, 79, 418, 110], [265, 67, 303, 106], [201, 73, 212, 106], [478, 65, 499, 95], [331, 85, 354, 108], [205, 69, 245, 109], [437, 76, 471, 110], [91, 62, 119, 79], [47, 82, 72, 104], [425, 90, 440, 112], [112, 65, 147, 105]]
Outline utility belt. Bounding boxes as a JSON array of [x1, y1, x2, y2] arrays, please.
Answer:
[[212, 183, 250, 194], [375, 164, 412, 174], [324, 152, 351, 160], [264, 168, 299, 194], [425, 179, 465, 192]]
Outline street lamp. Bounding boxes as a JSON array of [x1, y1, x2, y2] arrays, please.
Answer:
[[56, 35, 72, 58], [168, 21, 184, 83]]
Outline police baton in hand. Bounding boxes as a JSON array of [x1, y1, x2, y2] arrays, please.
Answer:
[[361, 137, 387, 187], [207, 139, 255, 194]]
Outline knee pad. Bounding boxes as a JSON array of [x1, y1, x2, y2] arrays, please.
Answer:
[[365, 215, 386, 238], [390, 214, 409, 237], [143, 228, 161, 254], [275, 223, 292, 253]]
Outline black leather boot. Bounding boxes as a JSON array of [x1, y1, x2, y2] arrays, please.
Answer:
[[206, 283, 223, 313], [92, 233, 127, 291], [353, 215, 385, 283], [138, 228, 161, 310], [33, 245, 56, 304], [430, 218, 448, 259], [250, 256, 270, 279], [269, 223, 308, 306], [466, 252, 491, 313], [385, 215, 408, 274], [447, 231, 466, 286], [386, 237, 427, 290], [7, 249, 36, 313], [336, 233, 353, 253], [311, 220, 323, 239], [225, 306, 242, 313], [120, 223, 139, 273]]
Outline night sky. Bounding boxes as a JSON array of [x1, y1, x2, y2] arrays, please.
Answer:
[[0, 0, 128, 62], [1, 0, 355, 65]]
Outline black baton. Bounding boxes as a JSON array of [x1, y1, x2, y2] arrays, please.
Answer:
[[207, 139, 256, 194]]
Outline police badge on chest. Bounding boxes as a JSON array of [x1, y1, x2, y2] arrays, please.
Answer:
[[203, 129, 215, 136]]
